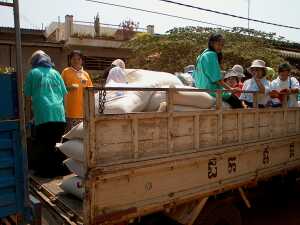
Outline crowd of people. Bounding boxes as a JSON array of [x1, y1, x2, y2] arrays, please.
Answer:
[[24, 34, 300, 177], [191, 33, 300, 109]]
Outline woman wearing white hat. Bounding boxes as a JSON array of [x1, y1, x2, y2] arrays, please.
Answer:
[[239, 59, 271, 108], [232, 65, 245, 97]]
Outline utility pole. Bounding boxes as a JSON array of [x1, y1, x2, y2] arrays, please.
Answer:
[[247, 0, 250, 31]]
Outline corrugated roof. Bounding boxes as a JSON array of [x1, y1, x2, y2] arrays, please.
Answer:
[[278, 49, 300, 59]]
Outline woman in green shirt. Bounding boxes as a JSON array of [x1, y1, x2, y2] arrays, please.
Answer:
[[193, 34, 243, 108], [25, 50, 69, 178]]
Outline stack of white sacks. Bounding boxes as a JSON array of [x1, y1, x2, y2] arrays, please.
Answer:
[[57, 69, 228, 199], [57, 123, 85, 199], [98, 69, 218, 114]]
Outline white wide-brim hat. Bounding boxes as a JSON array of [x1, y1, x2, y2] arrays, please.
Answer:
[[250, 59, 266, 68]]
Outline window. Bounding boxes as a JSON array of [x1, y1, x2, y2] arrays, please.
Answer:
[[84, 56, 125, 70]]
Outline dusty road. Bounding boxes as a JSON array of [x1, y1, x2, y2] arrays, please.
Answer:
[[242, 182, 300, 225]]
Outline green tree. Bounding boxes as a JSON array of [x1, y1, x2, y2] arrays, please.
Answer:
[[125, 26, 285, 73]]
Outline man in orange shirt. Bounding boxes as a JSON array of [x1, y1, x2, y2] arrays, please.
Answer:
[[62, 50, 93, 130]]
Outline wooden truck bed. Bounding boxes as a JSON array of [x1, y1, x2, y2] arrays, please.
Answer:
[[30, 175, 83, 224]]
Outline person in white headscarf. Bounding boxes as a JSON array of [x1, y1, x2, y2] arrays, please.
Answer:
[[104, 59, 127, 85]]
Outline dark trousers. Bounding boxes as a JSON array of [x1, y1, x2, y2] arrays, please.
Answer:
[[29, 122, 69, 177], [244, 101, 265, 108], [224, 94, 243, 109]]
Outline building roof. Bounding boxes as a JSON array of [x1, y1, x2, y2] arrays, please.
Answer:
[[0, 26, 45, 34]]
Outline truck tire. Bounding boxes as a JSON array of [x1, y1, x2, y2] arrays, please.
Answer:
[[193, 203, 242, 225]]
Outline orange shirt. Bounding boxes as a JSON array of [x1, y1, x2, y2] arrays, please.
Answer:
[[62, 67, 93, 118]]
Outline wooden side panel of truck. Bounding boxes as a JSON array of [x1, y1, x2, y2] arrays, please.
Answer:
[[82, 88, 300, 225]]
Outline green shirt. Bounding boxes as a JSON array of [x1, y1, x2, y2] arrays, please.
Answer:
[[24, 67, 67, 125], [193, 49, 230, 99]]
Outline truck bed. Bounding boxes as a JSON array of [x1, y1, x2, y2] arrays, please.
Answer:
[[29, 174, 83, 224]]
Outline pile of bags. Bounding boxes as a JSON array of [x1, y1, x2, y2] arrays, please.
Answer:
[[96, 69, 217, 114], [57, 123, 85, 199]]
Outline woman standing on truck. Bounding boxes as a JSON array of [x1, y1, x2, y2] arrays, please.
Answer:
[[104, 59, 127, 85], [270, 62, 299, 107], [25, 50, 68, 177], [193, 33, 243, 108], [240, 60, 271, 108], [61, 50, 93, 130]]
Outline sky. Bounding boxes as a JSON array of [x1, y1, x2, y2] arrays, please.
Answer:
[[1, 0, 300, 42]]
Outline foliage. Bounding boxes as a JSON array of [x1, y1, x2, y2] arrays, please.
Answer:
[[0, 66, 15, 74], [115, 20, 140, 41], [124, 26, 286, 73]]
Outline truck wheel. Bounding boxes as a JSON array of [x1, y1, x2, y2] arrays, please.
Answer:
[[193, 203, 242, 225]]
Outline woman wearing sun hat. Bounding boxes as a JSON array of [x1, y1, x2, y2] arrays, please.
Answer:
[[232, 65, 245, 97], [239, 59, 271, 108]]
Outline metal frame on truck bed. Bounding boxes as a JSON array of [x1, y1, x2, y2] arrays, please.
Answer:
[[31, 87, 300, 225]]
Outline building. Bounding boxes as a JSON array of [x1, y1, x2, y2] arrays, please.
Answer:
[[0, 15, 155, 80]]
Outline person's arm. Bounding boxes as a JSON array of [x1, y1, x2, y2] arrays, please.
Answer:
[[86, 72, 93, 87], [56, 71, 68, 96], [290, 77, 300, 94], [203, 53, 223, 85], [24, 71, 32, 97], [254, 78, 266, 93], [217, 80, 231, 90]]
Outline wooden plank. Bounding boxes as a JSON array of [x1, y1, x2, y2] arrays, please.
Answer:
[[297, 110, 300, 134], [194, 115, 200, 151], [167, 89, 175, 154], [84, 88, 96, 225], [132, 118, 139, 159], [238, 112, 242, 143], [91, 135, 300, 174]]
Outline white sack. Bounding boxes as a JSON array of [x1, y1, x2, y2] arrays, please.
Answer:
[[125, 69, 183, 87], [60, 175, 84, 199], [158, 102, 208, 112], [56, 139, 84, 162], [63, 158, 85, 178], [145, 91, 166, 112], [173, 89, 215, 109], [96, 82, 154, 114], [63, 122, 84, 140]]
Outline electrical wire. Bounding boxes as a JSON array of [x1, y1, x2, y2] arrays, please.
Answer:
[[160, 0, 300, 30]]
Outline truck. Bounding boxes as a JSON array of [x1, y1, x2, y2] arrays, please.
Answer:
[[30, 87, 300, 225]]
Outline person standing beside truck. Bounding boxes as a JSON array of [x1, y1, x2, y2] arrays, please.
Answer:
[[240, 60, 271, 108], [24, 50, 68, 177], [193, 33, 243, 108], [61, 50, 93, 130], [270, 63, 299, 107]]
